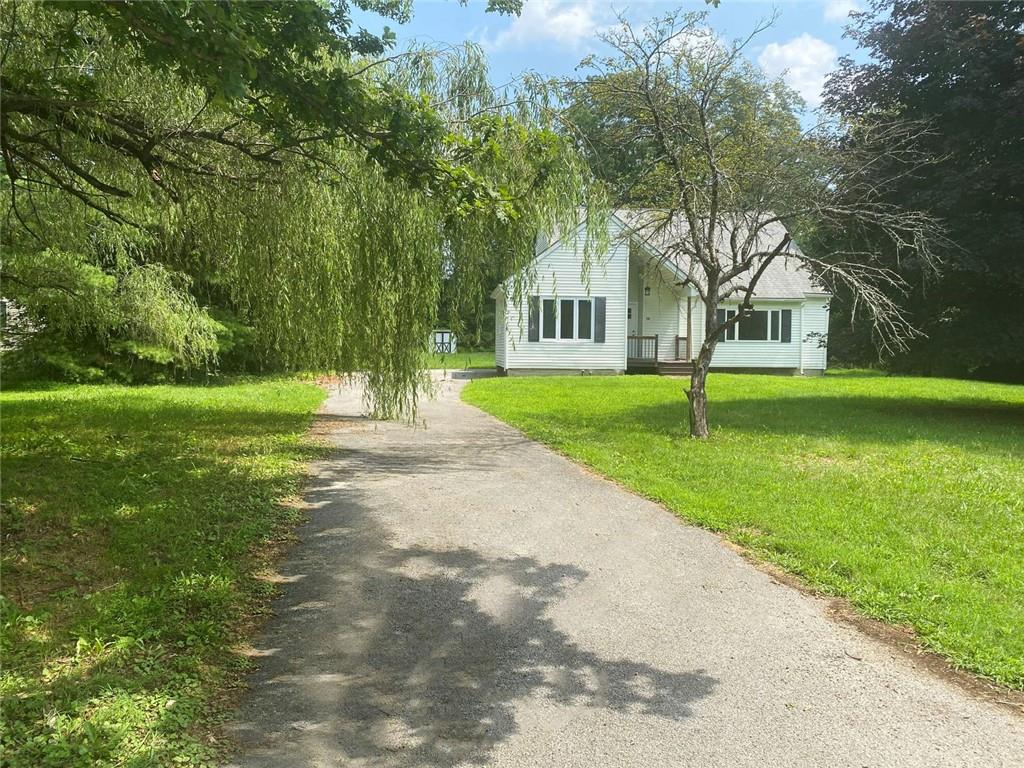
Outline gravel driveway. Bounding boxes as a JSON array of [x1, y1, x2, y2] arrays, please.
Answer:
[[226, 375, 1023, 768]]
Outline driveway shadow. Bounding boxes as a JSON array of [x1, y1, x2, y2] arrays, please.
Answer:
[[226, 467, 715, 767]]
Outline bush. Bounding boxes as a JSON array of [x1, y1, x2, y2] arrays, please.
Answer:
[[1, 308, 262, 385]]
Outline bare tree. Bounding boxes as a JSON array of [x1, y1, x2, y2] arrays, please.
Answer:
[[568, 10, 945, 437]]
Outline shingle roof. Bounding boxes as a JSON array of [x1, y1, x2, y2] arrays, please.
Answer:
[[612, 209, 827, 299]]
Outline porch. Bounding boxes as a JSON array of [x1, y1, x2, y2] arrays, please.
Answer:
[[627, 334, 694, 376], [627, 241, 695, 375]]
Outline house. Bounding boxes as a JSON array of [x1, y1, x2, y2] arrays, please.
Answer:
[[492, 211, 830, 376]]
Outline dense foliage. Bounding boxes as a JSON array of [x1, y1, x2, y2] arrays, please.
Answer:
[[1, 0, 523, 206], [823, 1, 1024, 380], [0, 1, 602, 413]]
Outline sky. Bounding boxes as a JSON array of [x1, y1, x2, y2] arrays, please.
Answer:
[[353, 0, 868, 112]]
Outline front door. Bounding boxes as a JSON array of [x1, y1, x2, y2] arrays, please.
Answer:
[[627, 302, 639, 336]]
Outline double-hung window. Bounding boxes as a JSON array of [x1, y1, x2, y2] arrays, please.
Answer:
[[542, 299, 557, 339], [716, 309, 737, 341], [542, 297, 595, 340]]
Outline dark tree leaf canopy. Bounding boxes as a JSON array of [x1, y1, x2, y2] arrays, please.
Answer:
[[823, 0, 1024, 380]]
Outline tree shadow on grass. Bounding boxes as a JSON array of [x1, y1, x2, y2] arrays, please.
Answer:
[[1, 387, 328, 766], [602, 392, 1024, 454], [226, 474, 716, 768]]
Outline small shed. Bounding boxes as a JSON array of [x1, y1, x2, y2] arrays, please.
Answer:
[[431, 328, 457, 354]]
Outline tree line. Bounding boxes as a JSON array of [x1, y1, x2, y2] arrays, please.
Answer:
[[824, 0, 1023, 381]]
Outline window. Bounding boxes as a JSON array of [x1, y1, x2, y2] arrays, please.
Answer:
[[542, 299, 557, 339], [738, 310, 769, 340], [578, 299, 592, 339], [716, 308, 736, 341], [560, 299, 575, 339], [534, 297, 600, 340], [718, 307, 793, 342]]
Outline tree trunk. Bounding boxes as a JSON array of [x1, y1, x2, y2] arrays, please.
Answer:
[[686, 345, 714, 438]]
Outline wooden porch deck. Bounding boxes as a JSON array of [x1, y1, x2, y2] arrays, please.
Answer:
[[626, 335, 694, 376]]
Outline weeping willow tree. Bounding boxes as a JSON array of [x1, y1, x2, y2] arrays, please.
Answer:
[[188, 45, 604, 416], [1, 2, 603, 413]]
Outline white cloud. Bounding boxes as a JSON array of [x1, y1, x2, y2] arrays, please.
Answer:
[[663, 25, 723, 56], [758, 34, 837, 108], [823, 0, 861, 23], [481, 0, 605, 51]]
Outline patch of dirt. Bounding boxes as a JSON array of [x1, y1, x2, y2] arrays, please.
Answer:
[[312, 374, 348, 388], [786, 452, 866, 474]]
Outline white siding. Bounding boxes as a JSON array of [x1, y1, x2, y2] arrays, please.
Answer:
[[801, 296, 830, 371], [691, 300, 805, 369], [678, 296, 696, 359], [689, 300, 709, 357], [502, 218, 629, 371], [495, 214, 831, 373], [627, 259, 643, 306], [494, 299, 506, 368]]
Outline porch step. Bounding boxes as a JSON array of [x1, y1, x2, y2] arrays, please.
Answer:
[[657, 360, 694, 377]]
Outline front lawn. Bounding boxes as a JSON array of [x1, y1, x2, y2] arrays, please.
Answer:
[[462, 372, 1024, 689], [0, 380, 326, 767]]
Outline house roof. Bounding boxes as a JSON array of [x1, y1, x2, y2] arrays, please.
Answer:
[[612, 209, 827, 299], [492, 209, 829, 300]]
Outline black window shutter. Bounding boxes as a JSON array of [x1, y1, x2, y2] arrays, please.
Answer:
[[528, 296, 540, 342], [716, 308, 727, 341], [594, 297, 606, 343], [781, 309, 792, 343]]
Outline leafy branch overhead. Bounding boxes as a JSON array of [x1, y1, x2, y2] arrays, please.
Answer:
[[0, 0, 526, 224]]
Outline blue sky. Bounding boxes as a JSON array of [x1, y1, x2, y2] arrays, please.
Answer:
[[354, 0, 866, 111]]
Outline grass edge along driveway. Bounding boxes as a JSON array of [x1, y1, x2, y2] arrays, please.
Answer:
[[462, 372, 1024, 690], [1, 379, 327, 768]]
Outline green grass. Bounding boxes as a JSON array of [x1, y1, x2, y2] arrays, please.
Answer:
[[463, 372, 1024, 689], [1, 379, 327, 767], [425, 349, 495, 370]]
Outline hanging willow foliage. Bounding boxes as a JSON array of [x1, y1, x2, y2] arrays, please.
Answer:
[[160, 44, 608, 417], [183, 100, 608, 415], [2, 7, 605, 416]]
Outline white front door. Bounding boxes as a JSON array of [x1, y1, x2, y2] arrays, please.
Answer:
[[627, 302, 639, 335]]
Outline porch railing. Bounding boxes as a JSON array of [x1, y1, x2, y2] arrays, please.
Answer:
[[627, 334, 658, 361], [674, 335, 691, 361]]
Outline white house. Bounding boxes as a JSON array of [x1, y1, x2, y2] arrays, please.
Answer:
[[492, 210, 830, 376]]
